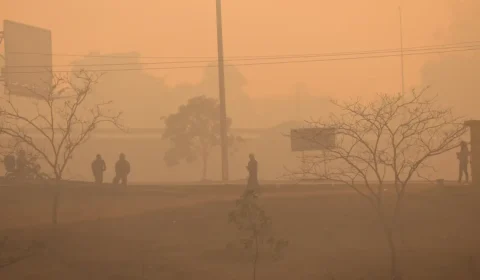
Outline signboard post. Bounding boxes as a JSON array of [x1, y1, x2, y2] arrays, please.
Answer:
[[290, 127, 336, 152], [290, 127, 336, 179], [465, 120, 480, 186], [3, 20, 52, 98]]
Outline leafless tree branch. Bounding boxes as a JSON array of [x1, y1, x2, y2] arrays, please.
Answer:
[[286, 88, 467, 278], [0, 69, 125, 180]]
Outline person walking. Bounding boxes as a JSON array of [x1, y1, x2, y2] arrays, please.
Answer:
[[246, 153, 258, 188], [91, 154, 107, 184], [113, 153, 130, 186]]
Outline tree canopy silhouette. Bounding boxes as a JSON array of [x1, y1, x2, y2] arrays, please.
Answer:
[[162, 95, 237, 180]]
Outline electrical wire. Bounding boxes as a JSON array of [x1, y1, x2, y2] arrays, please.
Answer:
[[3, 45, 479, 74], [7, 39, 480, 60], [7, 43, 480, 68]]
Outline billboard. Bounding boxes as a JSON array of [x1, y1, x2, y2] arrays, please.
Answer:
[[3, 20, 52, 98], [290, 127, 336, 152]]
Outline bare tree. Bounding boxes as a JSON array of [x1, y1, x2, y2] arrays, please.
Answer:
[[291, 88, 466, 279], [229, 189, 288, 280], [0, 70, 124, 224]]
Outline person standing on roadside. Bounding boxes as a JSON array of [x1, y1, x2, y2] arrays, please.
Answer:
[[246, 153, 258, 188], [113, 153, 130, 186], [91, 154, 107, 184], [457, 141, 470, 184]]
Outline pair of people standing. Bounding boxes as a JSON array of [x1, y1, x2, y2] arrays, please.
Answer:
[[91, 153, 131, 185]]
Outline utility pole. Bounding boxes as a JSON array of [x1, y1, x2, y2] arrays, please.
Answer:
[[399, 6, 405, 94], [396, 5, 405, 187], [216, 0, 229, 182], [0, 31, 4, 82]]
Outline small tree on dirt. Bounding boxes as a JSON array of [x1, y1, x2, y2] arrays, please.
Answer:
[[162, 95, 240, 180], [0, 70, 124, 224], [290, 88, 466, 279], [229, 189, 288, 280]]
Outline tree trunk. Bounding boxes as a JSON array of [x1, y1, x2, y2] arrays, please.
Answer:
[[52, 190, 59, 225], [384, 226, 399, 279], [201, 150, 208, 181], [51, 177, 61, 225], [253, 234, 259, 280], [468, 256, 476, 280], [393, 192, 406, 246]]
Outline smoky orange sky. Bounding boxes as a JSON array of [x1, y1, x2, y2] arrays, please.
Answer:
[[1, 0, 456, 99]]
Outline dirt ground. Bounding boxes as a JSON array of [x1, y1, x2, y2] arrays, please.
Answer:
[[0, 183, 479, 280]]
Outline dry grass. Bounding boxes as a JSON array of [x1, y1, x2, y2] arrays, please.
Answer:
[[0, 183, 479, 280]]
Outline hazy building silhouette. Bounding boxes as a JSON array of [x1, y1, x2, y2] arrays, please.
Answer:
[[422, 0, 480, 119]]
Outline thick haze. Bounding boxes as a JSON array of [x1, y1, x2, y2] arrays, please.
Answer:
[[1, 0, 478, 182], [3, 0, 475, 128], [422, 0, 480, 118]]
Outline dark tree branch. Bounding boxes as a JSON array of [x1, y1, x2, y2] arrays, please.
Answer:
[[0, 69, 124, 180]]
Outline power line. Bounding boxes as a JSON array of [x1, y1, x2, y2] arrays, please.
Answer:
[[7, 39, 480, 61], [4, 46, 480, 74], [399, 6, 405, 95], [7, 43, 480, 69]]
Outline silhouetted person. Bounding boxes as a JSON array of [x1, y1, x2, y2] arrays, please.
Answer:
[[246, 153, 258, 188], [457, 141, 470, 183], [113, 153, 130, 186], [91, 154, 106, 184]]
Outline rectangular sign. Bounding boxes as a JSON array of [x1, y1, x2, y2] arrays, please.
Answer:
[[4, 20, 52, 98], [290, 127, 336, 152]]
